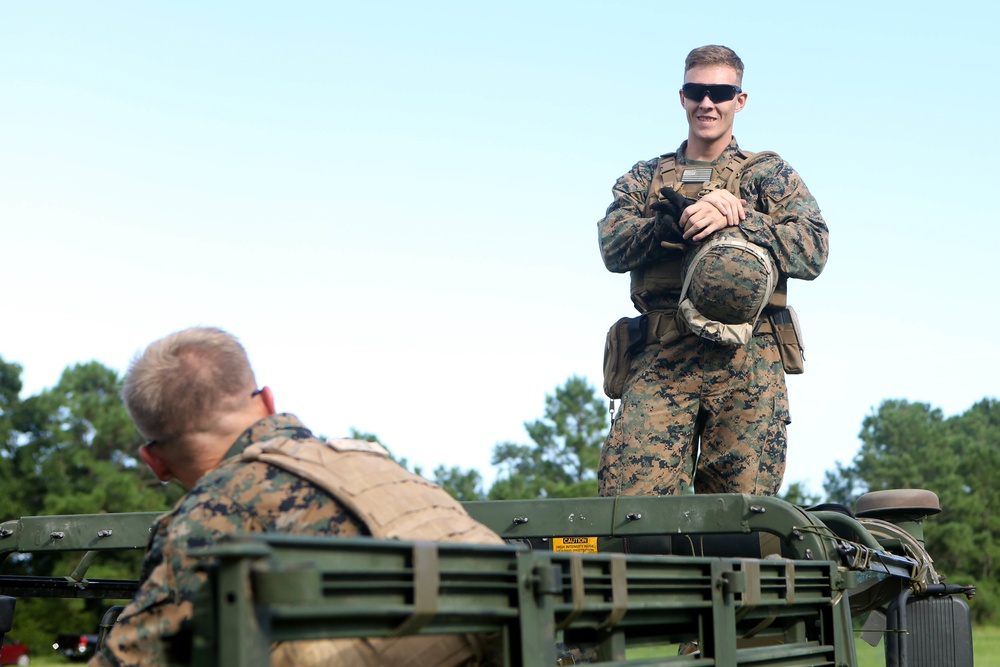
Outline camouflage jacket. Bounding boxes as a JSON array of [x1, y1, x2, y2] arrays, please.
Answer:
[[598, 139, 829, 291], [90, 414, 369, 667]]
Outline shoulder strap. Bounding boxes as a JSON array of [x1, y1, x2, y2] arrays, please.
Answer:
[[655, 152, 678, 183], [725, 149, 780, 194]]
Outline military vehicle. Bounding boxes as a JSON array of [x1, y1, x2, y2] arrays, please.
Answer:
[[0, 488, 977, 666]]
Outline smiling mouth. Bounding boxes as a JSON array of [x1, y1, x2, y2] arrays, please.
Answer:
[[697, 115, 717, 122]]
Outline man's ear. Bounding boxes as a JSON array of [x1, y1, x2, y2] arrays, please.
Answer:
[[735, 91, 748, 112], [259, 386, 277, 415], [139, 443, 174, 482]]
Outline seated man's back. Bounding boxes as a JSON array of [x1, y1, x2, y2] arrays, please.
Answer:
[[91, 327, 501, 667]]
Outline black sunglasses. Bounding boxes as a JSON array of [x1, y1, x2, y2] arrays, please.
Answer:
[[145, 388, 264, 447], [682, 83, 742, 103]]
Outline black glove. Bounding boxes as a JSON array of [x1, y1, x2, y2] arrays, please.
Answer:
[[650, 187, 692, 243], [650, 186, 692, 219]]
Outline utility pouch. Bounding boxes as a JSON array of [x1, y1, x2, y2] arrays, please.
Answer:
[[603, 315, 648, 399], [768, 306, 805, 374]]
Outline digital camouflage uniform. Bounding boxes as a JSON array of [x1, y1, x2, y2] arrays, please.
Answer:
[[598, 139, 828, 497], [91, 414, 500, 667]]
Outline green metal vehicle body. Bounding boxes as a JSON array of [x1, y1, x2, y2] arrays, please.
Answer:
[[0, 492, 976, 666]]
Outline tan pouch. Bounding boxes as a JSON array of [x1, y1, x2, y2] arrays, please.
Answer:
[[768, 306, 805, 374], [603, 311, 683, 399], [603, 316, 641, 399]]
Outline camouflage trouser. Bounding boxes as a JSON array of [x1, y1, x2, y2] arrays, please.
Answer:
[[598, 331, 789, 496]]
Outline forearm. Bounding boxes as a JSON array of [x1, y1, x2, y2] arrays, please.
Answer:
[[599, 207, 663, 273], [598, 160, 680, 273]]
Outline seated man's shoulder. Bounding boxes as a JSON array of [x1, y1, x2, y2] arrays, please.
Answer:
[[166, 459, 367, 540]]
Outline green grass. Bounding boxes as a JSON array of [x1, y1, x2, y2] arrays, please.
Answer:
[[976, 625, 1000, 667], [855, 624, 1000, 667], [20, 657, 68, 667], [24, 625, 1000, 666], [15, 652, 90, 666], [624, 625, 1000, 666], [854, 636, 886, 667]]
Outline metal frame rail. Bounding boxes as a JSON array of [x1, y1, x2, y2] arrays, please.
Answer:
[[189, 533, 858, 667], [0, 513, 157, 601], [464, 494, 915, 577], [0, 496, 917, 582], [0, 497, 937, 666]]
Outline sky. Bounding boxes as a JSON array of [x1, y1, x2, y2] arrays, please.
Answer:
[[3, 1, 998, 499]]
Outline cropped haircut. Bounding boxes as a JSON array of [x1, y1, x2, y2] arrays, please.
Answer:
[[121, 327, 257, 441], [684, 45, 745, 83]]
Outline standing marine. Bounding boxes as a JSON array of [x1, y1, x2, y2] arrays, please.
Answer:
[[598, 45, 829, 497]]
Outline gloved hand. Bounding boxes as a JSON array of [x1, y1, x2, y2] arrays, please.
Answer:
[[650, 187, 693, 243], [650, 186, 692, 219]]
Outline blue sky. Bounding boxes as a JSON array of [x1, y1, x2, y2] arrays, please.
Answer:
[[3, 1, 997, 497]]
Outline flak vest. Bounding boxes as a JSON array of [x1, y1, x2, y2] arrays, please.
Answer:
[[233, 436, 503, 667], [603, 148, 806, 399], [629, 148, 788, 314], [237, 435, 502, 543]]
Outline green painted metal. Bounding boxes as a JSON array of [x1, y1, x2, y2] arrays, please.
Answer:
[[187, 533, 852, 666], [464, 494, 838, 560], [0, 512, 159, 560], [0, 493, 967, 666], [0, 512, 157, 600]]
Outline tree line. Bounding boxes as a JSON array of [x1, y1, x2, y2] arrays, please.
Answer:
[[0, 355, 997, 654], [0, 357, 183, 652]]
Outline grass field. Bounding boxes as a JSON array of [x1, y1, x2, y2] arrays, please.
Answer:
[[621, 624, 1000, 666], [854, 624, 1000, 667], [23, 625, 1000, 666]]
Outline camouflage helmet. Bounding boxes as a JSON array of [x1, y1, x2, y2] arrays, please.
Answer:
[[677, 229, 777, 345]]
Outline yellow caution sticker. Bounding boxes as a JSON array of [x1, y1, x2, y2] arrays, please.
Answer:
[[552, 537, 598, 553]]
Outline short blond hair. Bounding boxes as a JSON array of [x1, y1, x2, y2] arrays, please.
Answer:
[[121, 327, 257, 441], [684, 45, 744, 84]]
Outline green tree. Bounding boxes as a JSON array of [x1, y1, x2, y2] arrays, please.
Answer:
[[821, 461, 864, 508], [13, 361, 179, 517], [0, 358, 182, 652], [940, 399, 1000, 620], [432, 465, 486, 501], [0, 358, 23, 442], [347, 427, 380, 443], [0, 357, 27, 519], [489, 375, 608, 499], [825, 398, 1000, 622], [778, 481, 820, 507]]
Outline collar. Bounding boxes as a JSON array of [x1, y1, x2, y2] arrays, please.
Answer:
[[676, 138, 741, 167], [220, 413, 314, 461]]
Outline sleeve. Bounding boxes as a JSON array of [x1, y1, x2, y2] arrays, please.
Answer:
[[598, 159, 682, 273], [738, 157, 829, 280], [90, 494, 263, 667], [87, 521, 191, 667]]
